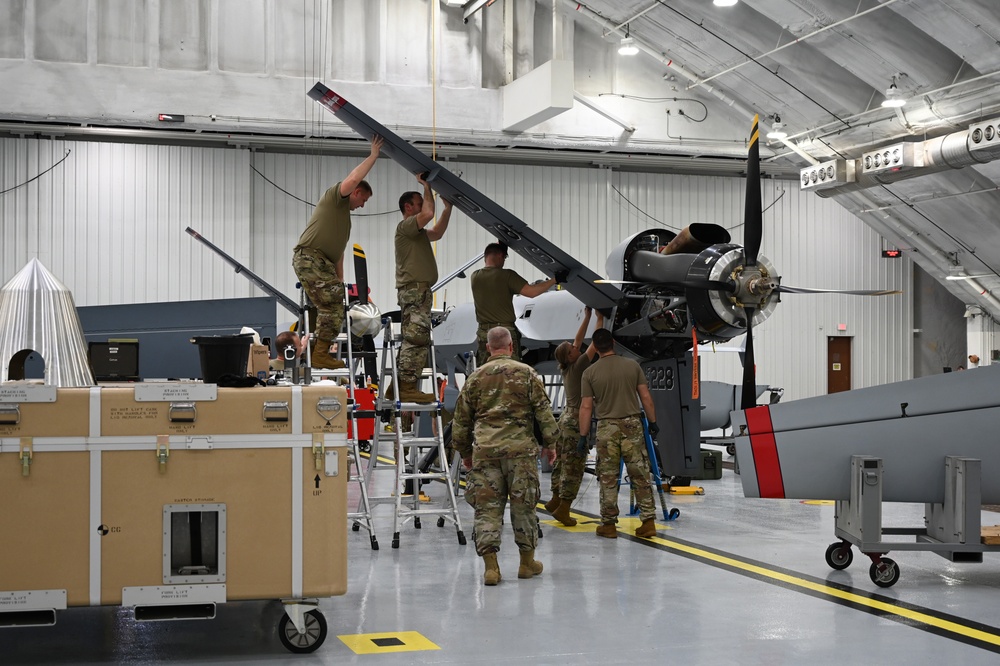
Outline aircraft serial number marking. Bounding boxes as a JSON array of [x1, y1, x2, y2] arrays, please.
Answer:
[[645, 367, 674, 391]]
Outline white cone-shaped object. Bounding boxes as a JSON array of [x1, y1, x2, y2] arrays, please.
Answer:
[[0, 258, 95, 386]]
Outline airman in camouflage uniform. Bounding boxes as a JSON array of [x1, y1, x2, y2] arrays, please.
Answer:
[[470, 243, 559, 366], [392, 175, 452, 403], [546, 306, 603, 526], [452, 327, 559, 586], [292, 136, 382, 370], [579, 328, 659, 540]]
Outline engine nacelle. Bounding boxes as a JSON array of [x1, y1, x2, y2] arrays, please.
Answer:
[[605, 225, 778, 360]]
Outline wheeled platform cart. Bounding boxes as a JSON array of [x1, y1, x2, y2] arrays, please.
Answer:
[[0, 383, 349, 653], [823, 455, 1000, 588]]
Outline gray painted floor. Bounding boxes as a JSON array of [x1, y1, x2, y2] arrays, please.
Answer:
[[4, 448, 1000, 665]]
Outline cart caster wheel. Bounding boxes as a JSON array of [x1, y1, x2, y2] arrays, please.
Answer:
[[392, 532, 400, 549], [870, 557, 899, 588], [437, 517, 445, 528], [457, 531, 467, 546], [668, 508, 680, 520], [352, 522, 360, 532], [825, 542, 853, 570], [278, 609, 327, 654], [370, 537, 379, 551], [726, 444, 736, 456], [415, 517, 422, 529], [359, 440, 371, 453]]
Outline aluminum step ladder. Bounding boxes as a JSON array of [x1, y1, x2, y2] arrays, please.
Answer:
[[366, 317, 466, 549], [298, 285, 379, 549]]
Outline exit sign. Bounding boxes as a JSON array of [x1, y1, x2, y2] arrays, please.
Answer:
[[882, 249, 902, 258]]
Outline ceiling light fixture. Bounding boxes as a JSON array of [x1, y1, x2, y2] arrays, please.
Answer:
[[618, 24, 638, 56], [881, 76, 907, 108], [713, 0, 739, 6], [766, 115, 787, 139]]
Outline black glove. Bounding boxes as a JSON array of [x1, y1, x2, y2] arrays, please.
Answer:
[[648, 422, 660, 439], [577, 435, 590, 455], [554, 269, 569, 284]]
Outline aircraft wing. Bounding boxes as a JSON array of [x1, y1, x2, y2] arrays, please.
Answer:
[[307, 82, 623, 311]]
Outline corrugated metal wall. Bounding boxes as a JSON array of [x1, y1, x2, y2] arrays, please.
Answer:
[[0, 136, 911, 400]]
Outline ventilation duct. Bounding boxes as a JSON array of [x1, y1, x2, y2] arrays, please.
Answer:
[[814, 116, 1000, 198]]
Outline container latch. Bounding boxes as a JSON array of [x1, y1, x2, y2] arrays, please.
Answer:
[[156, 435, 170, 472]]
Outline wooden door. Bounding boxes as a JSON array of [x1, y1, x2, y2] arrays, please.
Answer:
[[827, 336, 852, 393]]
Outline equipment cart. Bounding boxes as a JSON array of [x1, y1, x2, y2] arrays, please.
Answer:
[[824, 455, 1000, 588], [0, 383, 349, 653]]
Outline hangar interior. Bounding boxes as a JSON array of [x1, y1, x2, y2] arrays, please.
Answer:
[[3, 0, 1000, 663]]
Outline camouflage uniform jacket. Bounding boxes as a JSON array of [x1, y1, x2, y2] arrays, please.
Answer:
[[452, 354, 559, 461]]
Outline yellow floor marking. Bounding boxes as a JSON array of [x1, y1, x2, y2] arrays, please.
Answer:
[[540, 514, 671, 534], [644, 533, 1000, 647], [338, 631, 441, 654], [801, 500, 835, 506]]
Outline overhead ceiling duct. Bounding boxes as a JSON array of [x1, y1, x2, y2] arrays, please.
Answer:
[[815, 116, 1000, 198]]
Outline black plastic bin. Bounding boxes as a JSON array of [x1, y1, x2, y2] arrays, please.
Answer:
[[190, 334, 253, 383]]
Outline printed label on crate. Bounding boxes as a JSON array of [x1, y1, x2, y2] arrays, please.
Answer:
[[0, 589, 67, 610], [134, 383, 218, 402], [0, 385, 57, 403], [121, 584, 226, 606]]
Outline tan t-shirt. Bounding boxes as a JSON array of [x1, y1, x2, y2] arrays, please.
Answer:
[[294, 182, 351, 263], [581, 354, 646, 419], [395, 216, 438, 287], [471, 266, 528, 325], [561, 353, 593, 413]]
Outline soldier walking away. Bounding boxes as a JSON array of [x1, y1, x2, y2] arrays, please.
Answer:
[[391, 174, 452, 403], [546, 306, 603, 526], [292, 135, 383, 369], [452, 327, 558, 585], [470, 242, 564, 366], [579, 328, 659, 540]]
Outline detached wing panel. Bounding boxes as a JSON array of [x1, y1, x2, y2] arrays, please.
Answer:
[[308, 83, 623, 311]]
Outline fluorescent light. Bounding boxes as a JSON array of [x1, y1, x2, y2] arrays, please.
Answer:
[[618, 36, 638, 56], [713, 0, 738, 6]]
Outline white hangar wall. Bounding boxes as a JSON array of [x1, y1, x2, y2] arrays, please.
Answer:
[[0, 136, 910, 401]]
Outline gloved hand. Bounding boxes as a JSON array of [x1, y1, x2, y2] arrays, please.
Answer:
[[555, 269, 569, 284], [648, 422, 660, 439], [577, 435, 590, 455]]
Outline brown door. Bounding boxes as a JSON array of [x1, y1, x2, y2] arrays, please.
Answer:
[[827, 337, 852, 393]]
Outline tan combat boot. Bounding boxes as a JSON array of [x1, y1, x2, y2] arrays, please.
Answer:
[[552, 500, 577, 527], [518, 550, 543, 579], [635, 518, 657, 538], [483, 552, 502, 586], [397, 380, 437, 404], [310, 340, 345, 370], [595, 523, 618, 539], [544, 495, 560, 513]]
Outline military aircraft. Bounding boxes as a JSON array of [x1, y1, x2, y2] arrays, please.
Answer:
[[308, 82, 897, 482]]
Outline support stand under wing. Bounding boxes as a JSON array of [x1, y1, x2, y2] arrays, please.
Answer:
[[306, 82, 623, 313], [823, 455, 1000, 588]]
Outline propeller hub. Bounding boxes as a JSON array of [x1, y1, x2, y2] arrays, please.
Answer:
[[732, 265, 778, 307]]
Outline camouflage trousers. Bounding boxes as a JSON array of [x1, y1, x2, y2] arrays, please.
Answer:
[[550, 411, 587, 501], [467, 456, 539, 555], [293, 247, 345, 342], [396, 284, 432, 384], [595, 416, 655, 523], [476, 323, 520, 367]]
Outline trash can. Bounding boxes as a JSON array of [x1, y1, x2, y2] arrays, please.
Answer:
[[190, 334, 254, 384]]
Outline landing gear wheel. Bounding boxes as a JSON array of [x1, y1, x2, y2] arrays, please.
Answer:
[[668, 508, 681, 520], [278, 609, 327, 654], [870, 557, 899, 588], [825, 542, 853, 570]]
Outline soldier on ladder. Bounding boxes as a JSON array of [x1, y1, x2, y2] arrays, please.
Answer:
[[388, 174, 452, 403]]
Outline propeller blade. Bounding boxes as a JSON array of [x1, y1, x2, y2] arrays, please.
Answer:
[[776, 285, 902, 296], [740, 308, 757, 411], [743, 115, 762, 268], [595, 278, 736, 292]]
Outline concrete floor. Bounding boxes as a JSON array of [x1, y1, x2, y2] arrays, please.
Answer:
[[4, 448, 1000, 665]]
